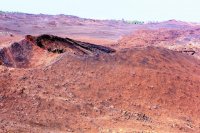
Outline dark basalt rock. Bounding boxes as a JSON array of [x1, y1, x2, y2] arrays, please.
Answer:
[[0, 34, 116, 68], [35, 34, 116, 54]]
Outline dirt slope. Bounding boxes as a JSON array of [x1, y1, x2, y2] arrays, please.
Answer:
[[118, 28, 200, 59], [0, 12, 200, 133], [0, 43, 200, 132]]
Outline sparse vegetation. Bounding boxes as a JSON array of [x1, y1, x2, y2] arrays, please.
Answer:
[[126, 20, 144, 24], [121, 19, 144, 24]]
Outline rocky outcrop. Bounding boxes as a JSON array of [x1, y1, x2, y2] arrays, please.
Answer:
[[27, 34, 116, 54], [0, 40, 32, 68], [0, 34, 115, 68]]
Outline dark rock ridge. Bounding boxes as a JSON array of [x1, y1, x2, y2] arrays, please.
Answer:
[[0, 34, 116, 68], [32, 34, 116, 54]]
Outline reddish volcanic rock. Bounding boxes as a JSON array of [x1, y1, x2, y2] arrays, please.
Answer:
[[0, 34, 115, 68], [0, 12, 200, 132]]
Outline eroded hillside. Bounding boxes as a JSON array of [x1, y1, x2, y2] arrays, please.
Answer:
[[0, 12, 200, 133]]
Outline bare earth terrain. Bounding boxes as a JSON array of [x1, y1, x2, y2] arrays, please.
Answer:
[[0, 12, 200, 133]]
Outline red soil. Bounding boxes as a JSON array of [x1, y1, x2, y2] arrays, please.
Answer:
[[118, 28, 200, 59], [0, 12, 200, 132]]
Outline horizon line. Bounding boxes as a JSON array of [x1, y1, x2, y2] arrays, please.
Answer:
[[0, 10, 197, 23]]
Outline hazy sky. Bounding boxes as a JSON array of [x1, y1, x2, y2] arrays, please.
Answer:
[[0, 0, 199, 22]]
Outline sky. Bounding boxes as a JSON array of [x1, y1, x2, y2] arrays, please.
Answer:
[[0, 0, 199, 22]]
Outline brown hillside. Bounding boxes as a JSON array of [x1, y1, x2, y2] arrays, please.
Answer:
[[0, 41, 200, 132]]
